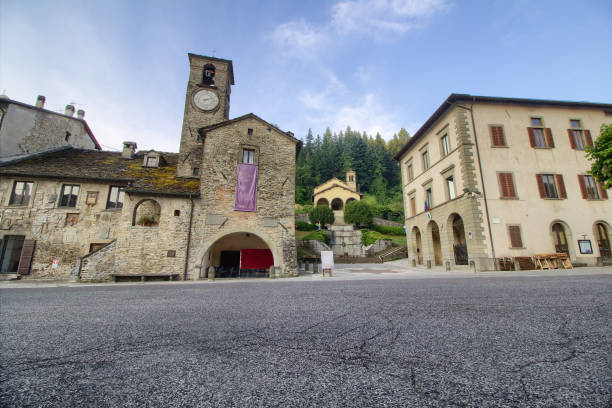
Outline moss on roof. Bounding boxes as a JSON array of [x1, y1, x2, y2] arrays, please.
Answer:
[[0, 148, 200, 196]]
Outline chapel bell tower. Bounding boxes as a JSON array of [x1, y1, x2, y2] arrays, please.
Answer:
[[177, 53, 235, 177]]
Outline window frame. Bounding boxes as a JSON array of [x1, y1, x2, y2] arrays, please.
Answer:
[[530, 117, 546, 148], [497, 172, 517, 199], [583, 175, 600, 199], [58, 184, 80, 208], [540, 174, 558, 199], [406, 161, 414, 182], [8, 181, 34, 206], [106, 186, 125, 209], [440, 133, 451, 156], [489, 124, 507, 147], [422, 150, 430, 171], [507, 225, 524, 249], [242, 148, 255, 164], [425, 186, 433, 210]]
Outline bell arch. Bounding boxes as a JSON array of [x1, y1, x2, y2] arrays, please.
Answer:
[[316, 198, 329, 207], [133, 199, 161, 226]]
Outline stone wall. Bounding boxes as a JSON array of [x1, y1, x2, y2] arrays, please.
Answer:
[[76, 240, 116, 282], [372, 217, 403, 227], [0, 177, 121, 279]]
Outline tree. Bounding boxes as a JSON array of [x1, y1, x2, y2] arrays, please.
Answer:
[[309, 205, 335, 228], [586, 123, 612, 189], [343, 200, 373, 228]]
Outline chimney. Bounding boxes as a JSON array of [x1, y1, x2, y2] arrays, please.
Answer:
[[122, 141, 137, 159], [76, 109, 85, 119], [64, 104, 75, 116], [36, 95, 46, 108]]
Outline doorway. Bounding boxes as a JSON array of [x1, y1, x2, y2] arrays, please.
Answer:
[[552, 223, 569, 254], [450, 214, 468, 265], [430, 221, 442, 266], [1, 235, 25, 273], [596, 223, 611, 259], [412, 227, 423, 264]]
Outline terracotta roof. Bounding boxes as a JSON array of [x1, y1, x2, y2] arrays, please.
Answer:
[[0, 148, 200, 197], [393, 93, 612, 161]]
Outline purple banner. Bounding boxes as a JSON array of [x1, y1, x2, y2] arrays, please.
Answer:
[[235, 163, 258, 212]]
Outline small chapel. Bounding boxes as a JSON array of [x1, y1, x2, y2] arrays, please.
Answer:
[[312, 171, 361, 225], [0, 54, 301, 280]]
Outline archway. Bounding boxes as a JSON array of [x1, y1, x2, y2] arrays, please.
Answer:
[[551, 222, 570, 254], [331, 198, 343, 211], [346, 198, 356, 204], [412, 226, 423, 264], [428, 221, 443, 266], [316, 198, 329, 207], [201, 231, 274, 278], [133, 199, 161, 226], [449, 213, 468, 265], [594, 221, 611, 259]]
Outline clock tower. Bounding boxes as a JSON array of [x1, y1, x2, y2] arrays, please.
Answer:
[[177, 53, 234, 177]]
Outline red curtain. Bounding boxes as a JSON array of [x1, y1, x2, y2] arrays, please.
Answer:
[[240, 249, 273, 269]]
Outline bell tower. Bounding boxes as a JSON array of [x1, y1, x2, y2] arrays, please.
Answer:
[[177, 53, 234, 177]]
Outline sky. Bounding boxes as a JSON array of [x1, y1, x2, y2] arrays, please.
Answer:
[[1, 0, 611, 152]]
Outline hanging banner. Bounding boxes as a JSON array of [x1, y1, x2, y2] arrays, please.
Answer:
[[240, 249, 273, 269], [235, 163, 258, 212]]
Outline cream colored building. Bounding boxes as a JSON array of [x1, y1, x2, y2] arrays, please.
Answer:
[[395, 94, 612, 270], [313, 171, 361, 224]]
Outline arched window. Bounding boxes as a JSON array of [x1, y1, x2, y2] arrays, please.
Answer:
[[331, 198, 343, 211], [133, 199, 161, 227], [316, 198, 329, 207], [202, 63, 215, 84]]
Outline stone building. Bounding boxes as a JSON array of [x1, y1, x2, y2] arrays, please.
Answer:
[[0, 95, 100, 161], [0, 54, 300, 280], [395, 94, 612, 270], [313, 171, 361, 224]]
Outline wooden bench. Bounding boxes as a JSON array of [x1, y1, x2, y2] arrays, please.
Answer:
[[533, 253, 573, 270], [111, 273, 180, 282]]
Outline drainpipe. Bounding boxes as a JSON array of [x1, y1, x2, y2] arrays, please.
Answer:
[[183, 195, 195, 280], [456, 99, 496, 263]]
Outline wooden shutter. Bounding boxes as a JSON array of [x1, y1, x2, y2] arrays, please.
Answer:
[[490, 126, 505, 146], [498, 173, 515, 198], [567, 129, 577, 149], [527, 127, 536, 147], [508, 226, 523, 248], [536, 174, 546, 198], [577, 175, 587, 199], [545, 128, 554, 148], [17, 239, 36, 275], [556, 174, 567, 198], [584, 130, 593, 147], [598, 183, 608, 199], [410, 197, 416, 216]]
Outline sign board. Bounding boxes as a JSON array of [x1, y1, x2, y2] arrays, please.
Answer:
[[578, 240, 593, 254], [321, 251, 334, 269], [52, 259, 59, 269]]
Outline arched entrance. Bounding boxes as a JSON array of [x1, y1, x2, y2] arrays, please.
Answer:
[[316, 198, 329, 207], [449, 214, 468, 265], [595, 222, 611, 259], [412, 226, 423, 264], [331, 198, 343, 211], [552, 222, 570, 254], [428, 221, 443, 266], [201, 231, 274, 278]]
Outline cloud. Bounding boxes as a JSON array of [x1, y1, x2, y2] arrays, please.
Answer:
[[269, 19, 328, 57], [332, 0, 449, 36]]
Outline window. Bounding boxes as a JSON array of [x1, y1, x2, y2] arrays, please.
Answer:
[[193, 167, 200, 176], [106, 186, 124, 209], [422, 150, 430, 170], [9, 181, 33, 206], [489, 125, 506, 147], [349, 175, 354, 182], [528, 117, 554, 148], [578, 175, 604, 199], [247, 128, 253, 136], [425, 187, 433, 210], [410, 196, 416, 216], [508, 225, 523, 248], [567, 119, 593, 150], [498, 172, 517, 199], [446, 176, 456, 200], [242, 149, 255, 164], [146, 156, 158, 167], [440, 134, 450, 156], [59, 184, 79, 207], [407, 163, 413, 182], [536, 174, 566, 199]]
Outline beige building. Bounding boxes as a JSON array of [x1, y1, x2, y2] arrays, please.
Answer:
[[0, 54, 300, 280], [395, 94, 612, 270], [313, 171, 360, 224]]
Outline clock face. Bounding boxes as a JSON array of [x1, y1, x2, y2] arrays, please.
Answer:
[[193, 89, 219, 111]]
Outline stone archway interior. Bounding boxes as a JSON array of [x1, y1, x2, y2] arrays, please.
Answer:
[[206, 232, 272, 278], [596, 223, 611, 258], [412, 227, 423, 264], [316, 198, 329, 207], [430, 222, 443, 266], [451, 214, 468, 265], [331, 198, 343, 211]]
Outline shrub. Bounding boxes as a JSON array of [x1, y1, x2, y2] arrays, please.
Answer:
[[296, 221, 318, 231], [295, 204, 313, 215], [136, 216, 158, 226], [360, 229, 388, 246], [371, 224, 405, 236], [309, 205, 335, 228], [302, 230, 330, 244], [344, 201, 373, 228]]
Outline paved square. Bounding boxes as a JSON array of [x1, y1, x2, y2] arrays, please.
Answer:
[[1, 272, 611, 407]]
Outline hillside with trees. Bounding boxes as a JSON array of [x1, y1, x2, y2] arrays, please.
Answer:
[[295, 127, 410, 219]]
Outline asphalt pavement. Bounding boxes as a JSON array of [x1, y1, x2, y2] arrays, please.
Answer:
[[1, 270, 611, 407]]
